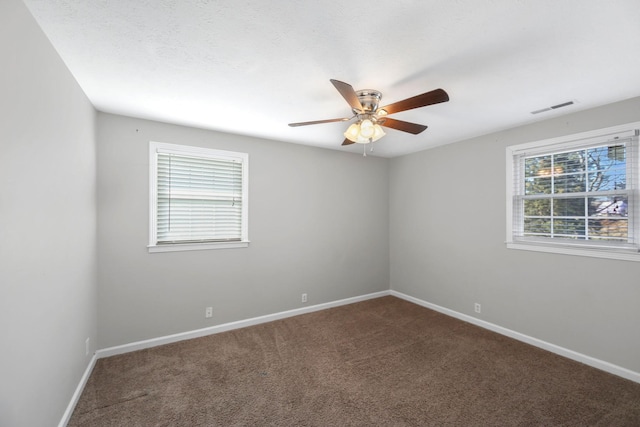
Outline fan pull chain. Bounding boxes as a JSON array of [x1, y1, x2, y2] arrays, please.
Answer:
[[361, 142, 376, 157]]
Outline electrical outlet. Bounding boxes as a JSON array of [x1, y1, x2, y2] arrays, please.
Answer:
[[301, 293, 308, 303], [474, 303, 481, 314], [205, 307, 213, 318], [85, 338, 90, 356]]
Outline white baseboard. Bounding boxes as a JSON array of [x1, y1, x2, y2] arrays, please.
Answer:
[[390, 290, 640, 384], [97, 290, 391, 358], [59, 353, 97, 427]]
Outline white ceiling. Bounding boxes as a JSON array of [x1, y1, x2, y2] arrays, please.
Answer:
[[22, 0, 640, 157]]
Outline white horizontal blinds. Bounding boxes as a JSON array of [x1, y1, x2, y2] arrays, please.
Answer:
[[513, 131, 639, 248], [627, 139, 639, 247], [157, 152, 243, 244]]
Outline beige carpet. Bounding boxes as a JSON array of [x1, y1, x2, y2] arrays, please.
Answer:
[[69, 296, 640, 426]]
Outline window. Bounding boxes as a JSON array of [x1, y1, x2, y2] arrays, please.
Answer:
[[506, 123, 640, 261], [149, 142, 248, 252]]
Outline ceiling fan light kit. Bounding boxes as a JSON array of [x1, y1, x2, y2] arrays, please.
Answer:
[[288, 79, 449, 152], [344, 119, 386, 144]]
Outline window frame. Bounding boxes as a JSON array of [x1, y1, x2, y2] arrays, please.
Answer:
[[506, 122, 640, 262], [148, 141, 249, 253]]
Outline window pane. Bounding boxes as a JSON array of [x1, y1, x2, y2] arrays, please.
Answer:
[[607, 145, 626, 163], [553, 198, 585, 217], [525, 155, 551, 177], [588, 218, 628, 241], [554, 150, 585, 174], [554, 173, 586, 194], [554, 218, 586, 237], [524, 199, 550, 216], [587, 166, 626, 192], [588, 145, 625, 170], [525, 177, 551, 195], [524, 218, 551, 235], [588, 196, 628, 217], [587, 145, 627, 191]]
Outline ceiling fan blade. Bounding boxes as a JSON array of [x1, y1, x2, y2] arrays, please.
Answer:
[[288, 117, 353, 127], [378, 88, 449, 115], [379, 117, 428, 134], [330, 79, 364, 112], [341, 138, 356, 146]]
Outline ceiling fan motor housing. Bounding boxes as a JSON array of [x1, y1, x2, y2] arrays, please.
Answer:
[[353, 89, 382, 114]]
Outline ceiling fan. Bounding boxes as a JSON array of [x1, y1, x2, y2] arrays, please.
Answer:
[[288, 79, 449, 147]]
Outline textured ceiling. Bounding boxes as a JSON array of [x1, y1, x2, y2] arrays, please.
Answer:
[[22, 0, 640, 157]]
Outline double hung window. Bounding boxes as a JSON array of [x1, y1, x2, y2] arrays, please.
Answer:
[[149, 142, 249, 252], [506, 123, 640, 260]]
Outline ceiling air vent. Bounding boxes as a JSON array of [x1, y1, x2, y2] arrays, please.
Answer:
[[531, 107, 552, 114], [531, 100, 575, 115]]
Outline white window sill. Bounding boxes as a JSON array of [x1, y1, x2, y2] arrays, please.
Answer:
[[506, 242, 640, 262], [148, 241, 250, 253]]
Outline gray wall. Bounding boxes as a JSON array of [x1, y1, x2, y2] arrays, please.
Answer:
[[390, 96, 640, 373], [4, 1, 639, 423], [0, 1, 98, 426], [97, 113, 389, 349]]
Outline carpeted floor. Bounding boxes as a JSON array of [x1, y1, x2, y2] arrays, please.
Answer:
[[69, 296, 640, 426]]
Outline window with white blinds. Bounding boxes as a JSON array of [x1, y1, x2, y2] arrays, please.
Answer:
[[506, 123, 640, 261], [149, 142, 248, 252]]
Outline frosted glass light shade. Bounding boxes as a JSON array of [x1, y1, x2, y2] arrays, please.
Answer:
[[359, 119, 374, 138], [372, 124, 385, 141], [343, 120, 386, 144], [344, 123, 360, 142]]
